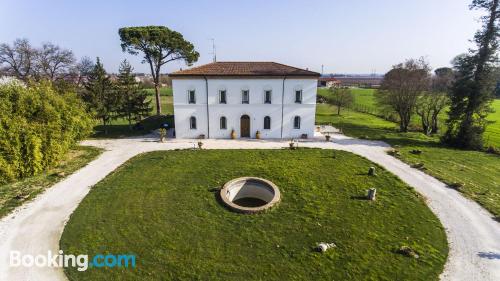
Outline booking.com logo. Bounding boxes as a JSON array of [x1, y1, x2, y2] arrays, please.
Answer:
[[10, 250, 136, 271]]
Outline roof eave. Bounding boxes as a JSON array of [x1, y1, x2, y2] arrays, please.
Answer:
[[169, 73, 321, 78]]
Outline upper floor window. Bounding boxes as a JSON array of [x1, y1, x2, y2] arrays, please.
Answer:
[[242, 90, 249, 104], [264, 90, 272, 104], [293, 116, 301, 129], [188, 90, 196, 104], [219, 90, 227, 104], [220, 116, 227, 130], [264, 116, 271, 130], [190, 116, 197, 129], [295, 90, 302, 104]]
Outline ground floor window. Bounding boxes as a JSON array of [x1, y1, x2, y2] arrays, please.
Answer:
[[190, 116, 197, 129], [293, 116, 301, 129], [264, 116, 271, 129], [220, 116, 227, 129]]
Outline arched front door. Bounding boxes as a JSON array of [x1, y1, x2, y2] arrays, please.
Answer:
[[240, 115, 250, 138]]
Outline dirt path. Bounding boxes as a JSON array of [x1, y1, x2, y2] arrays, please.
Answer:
[[0, 135, 499, 281]]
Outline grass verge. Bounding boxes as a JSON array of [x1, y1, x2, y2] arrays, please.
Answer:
[[0, 145, 103, 218], [317, 103, 500, 217]]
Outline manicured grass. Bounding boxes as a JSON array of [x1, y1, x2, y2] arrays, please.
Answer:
[[0, 146, 102, 218], [395, 146, 500, 217], [317, 103, 500, 218], [318, 87, 376, 109], [485, 99, 500, 147], [61, 149, 447, 281], [144, 87, 173, 96], [144, 87, 174, 114], [320, 88, 500, 147]]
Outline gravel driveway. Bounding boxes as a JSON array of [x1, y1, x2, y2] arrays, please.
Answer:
[[0, 134, 499, 281]]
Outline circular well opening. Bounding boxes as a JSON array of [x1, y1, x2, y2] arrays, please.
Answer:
[[220, 177, 280, 214]]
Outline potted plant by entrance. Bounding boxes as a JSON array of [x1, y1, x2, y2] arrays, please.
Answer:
[[231, 129, 236, 139], [159, 128, 167, 142], [256, 130, 261, 139]]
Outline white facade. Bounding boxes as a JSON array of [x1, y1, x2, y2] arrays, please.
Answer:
[[172, 77, 318, 139]]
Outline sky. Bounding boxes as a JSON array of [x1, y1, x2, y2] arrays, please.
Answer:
[[0, 0, 484, 74]]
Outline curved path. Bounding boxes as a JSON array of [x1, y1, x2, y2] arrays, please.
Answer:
[[0, 134, 499, 281]]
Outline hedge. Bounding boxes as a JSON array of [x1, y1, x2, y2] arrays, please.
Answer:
[[0, 81, 95, 184]]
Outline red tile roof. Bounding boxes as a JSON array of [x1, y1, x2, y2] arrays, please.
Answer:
[[170, 62, 320, 77]]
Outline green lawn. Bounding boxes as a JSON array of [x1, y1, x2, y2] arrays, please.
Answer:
[[317, 103, 500, 218], [61, 150, 447, 281], [144, 87, 173, 96], [319, 88, 500, 146], [0, 146, 102, 218], [319, 88, 376, 108], [485, 99, 500, 147]]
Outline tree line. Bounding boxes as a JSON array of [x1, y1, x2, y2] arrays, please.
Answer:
[[0, 39, 94, 89], [1, 26, 201, 133], [375, 0, 499, 150], [375, 59, 452, 135]]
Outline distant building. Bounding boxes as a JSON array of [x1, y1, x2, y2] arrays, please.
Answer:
[[318, 77, 341, 88], [334, 76, 383, 88]]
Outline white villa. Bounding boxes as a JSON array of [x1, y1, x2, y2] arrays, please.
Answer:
[[170, 62, 320, 139]]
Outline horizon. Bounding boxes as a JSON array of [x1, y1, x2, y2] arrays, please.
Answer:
[[0, 0, 484, 74]]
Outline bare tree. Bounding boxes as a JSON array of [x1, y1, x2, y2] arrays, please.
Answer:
[[327, 87, 354, 115], [416, 91, 449, 135], [0, 39, 38, 81], [376, 58, 431, 132], [430, 68, 454, 133], [35, 42, 76, 81], [75, 56, 95, 86]]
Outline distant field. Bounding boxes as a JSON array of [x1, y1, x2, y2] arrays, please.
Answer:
[[318, 88, 375, 108], [144, 87, 173, 96], [318, 87, 500, 147]]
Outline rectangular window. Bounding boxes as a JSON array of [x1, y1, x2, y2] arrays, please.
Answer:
[[188, 90, 196, 104], [242, 90, 249, 104], [295, 90, 302, 104], [294, 116, 301, 129], [264, 90, 272, 104], [219, 90, 227, 104]]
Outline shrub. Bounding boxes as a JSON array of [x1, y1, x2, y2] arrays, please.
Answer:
[[486, 145, 500, 155], [0, 81, 94, 184]]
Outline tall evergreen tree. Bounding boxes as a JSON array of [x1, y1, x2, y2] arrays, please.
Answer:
[[444, 0, 500, 149], [118, 26, 199, 115], [81, 57, 118, 134], [116, 59, 151, 129]]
